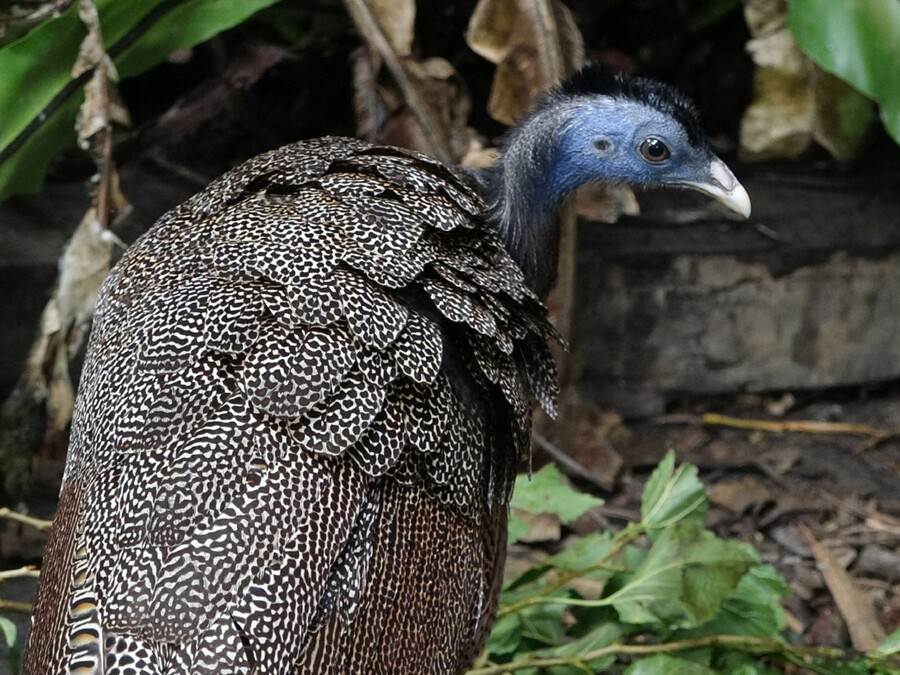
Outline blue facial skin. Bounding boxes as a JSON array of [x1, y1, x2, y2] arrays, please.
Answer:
[[546, 98, 715, 204]]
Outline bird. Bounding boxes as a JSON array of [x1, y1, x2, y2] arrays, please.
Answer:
[[23, 64, 749, 674]]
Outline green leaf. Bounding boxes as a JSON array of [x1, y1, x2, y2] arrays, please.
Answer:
[[486, 603, 569, 657], [624, 654, 718, 675], [607, 521, 757, 629], [0, 616, 16, 648], [0, 615, 19, 675], [875, 628, 900, 656], [539, 622, 625, 674], [676, 565, 788, 640], [507, 514, 531, 545], [640, 451, 707, 538], [0, 0, 282, 201], [548, 532, 613, 572], [788, 0, 900, 145], [712, 650, 781, 675], [508, 465, 602, 543]]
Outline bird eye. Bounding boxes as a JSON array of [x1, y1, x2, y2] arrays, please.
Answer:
[[639, 137, 670, 163], [594, 138, 611, 152]]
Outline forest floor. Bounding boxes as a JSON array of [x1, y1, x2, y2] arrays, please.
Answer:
[[515, 388, 900, 656]]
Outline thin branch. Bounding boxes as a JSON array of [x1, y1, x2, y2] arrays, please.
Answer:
[[496, 522, 643, 618], [467, 634, 859, 675], [656, 412, 889, 438], [0, 599, 32, 614], [532, 431, 608, 493], [342, 0, 452, 163], [0, 507, 52, 532], [0, 565, 40, 582]]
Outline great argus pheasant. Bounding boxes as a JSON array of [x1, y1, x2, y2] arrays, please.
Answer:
[[23, 65, 750, 674]]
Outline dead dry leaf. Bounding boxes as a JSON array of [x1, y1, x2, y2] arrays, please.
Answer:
[[10, 0, 129, 444], [575, 183, 640, 224], [468, 0, 583, 125], [367, 0, 414, 56], [801, 524, 886, 650], [709, 475, 772, 514], [512, 508, 561, 543], [380, 57, 473, 160], [344, 0, 455, 162], [739, 0, 872, 161]]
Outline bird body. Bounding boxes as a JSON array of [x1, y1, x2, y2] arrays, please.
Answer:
[[24, 66, 749, 674], [24, 136, 556, 674]]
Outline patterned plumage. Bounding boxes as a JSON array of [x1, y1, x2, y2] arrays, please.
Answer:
[[23, 137, 559, 674]]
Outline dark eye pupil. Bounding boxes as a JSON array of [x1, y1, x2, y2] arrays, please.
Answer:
[[641, 138, 670, 162]]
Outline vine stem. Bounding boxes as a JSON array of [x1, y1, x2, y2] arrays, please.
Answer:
[[466, 635, 852, 675], [496, 522, 644, 618]]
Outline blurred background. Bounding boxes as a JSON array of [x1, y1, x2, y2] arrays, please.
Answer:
[[1, 0, 899, 670]]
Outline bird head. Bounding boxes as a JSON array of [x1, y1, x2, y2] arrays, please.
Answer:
[[546, 64, 750, 218], [487, 63, 751, 296]]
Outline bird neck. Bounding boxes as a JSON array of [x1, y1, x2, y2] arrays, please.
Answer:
[[483, 103, 582, 299]]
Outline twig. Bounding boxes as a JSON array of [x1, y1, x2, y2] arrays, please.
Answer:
[[801, 525, 885, 651], [532, 431, 608, 493], [466, 634, 855, 674], [0, 507, 52, 532], [0, 599, 32, 614], [0, 565, 40, 582], [342, 0, 453, 163], [496, 522, 643, 618], [656, 412, 888, 438]]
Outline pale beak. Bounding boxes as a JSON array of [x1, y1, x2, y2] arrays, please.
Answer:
[[680, 156, 751, 219]]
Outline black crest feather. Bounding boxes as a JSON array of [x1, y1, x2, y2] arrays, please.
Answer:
[[552, 63, 706, 148]]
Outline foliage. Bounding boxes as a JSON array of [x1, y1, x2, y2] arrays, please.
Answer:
[[508, 465, 603, 544], [470, 452, 900, 674], [0, 615, 19, 673], [0, 0, 282, 201], [788, 0, 900, 146]]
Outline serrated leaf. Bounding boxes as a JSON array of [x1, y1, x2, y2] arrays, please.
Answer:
[[0, 0, 282, 201], [509, 464, 602, 541], [548, 532, 613, 572], [640, 451, 707, 537], [538, 622, 624, 674], [606, 521, 757, 629], [486, 612, 524, 656], [624, 654, 717, 675], [788, 0, 900, 146], [487, 602, 569, 657]]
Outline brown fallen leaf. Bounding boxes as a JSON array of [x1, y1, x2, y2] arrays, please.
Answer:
[[801, 524, 886, 651], [511, 508, 561, 543], [709, 475, 772, 514]]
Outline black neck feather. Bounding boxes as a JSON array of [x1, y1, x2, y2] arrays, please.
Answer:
[[480, 105, 569, 300]]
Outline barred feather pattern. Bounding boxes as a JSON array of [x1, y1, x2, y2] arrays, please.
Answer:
[[23, 137, 559, 675]]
